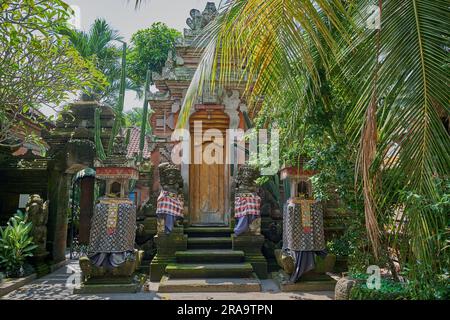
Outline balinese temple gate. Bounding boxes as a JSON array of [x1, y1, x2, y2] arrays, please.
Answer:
[[146, 2, 271, 291]]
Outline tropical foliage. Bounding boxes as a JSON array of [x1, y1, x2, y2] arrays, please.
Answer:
[[178, 0, 449, 297], [0, 0, 105, 148], [124, 107, 154, 135], [0, 211, 37, 278], [127, 22, 181, 86], [61, 18, 141, 105]]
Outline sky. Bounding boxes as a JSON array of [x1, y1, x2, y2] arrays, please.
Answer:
[[42, 0, 220, 116]]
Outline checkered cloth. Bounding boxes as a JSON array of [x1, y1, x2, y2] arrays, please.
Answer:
[[156, 190, 184, 218], [234, 192, 261, 218]]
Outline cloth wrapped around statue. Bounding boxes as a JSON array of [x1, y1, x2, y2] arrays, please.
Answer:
[[282, 198, 327, 282], [156, 190, 184, 234], [88, 198, 136, 268], [234, 192, 261, 236]]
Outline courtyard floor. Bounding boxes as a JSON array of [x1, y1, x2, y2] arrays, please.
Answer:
[[0, 260, 334, 300]]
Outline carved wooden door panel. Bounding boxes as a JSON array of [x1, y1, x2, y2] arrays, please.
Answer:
[[189, 108, 229, 226]]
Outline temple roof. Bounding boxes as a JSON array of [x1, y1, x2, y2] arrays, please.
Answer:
[[123, 127, 154, 160]]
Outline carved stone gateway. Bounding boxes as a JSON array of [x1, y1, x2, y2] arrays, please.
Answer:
[[43, 100, 114, 264], [147, 3, 269, 286]]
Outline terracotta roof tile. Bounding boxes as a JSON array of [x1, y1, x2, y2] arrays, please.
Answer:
[[123, 127, 152, 160]]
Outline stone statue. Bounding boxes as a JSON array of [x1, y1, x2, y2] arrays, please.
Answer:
[[156, 162, 184, 234], [235, 164, 260, 193], [234, 164, 261, 236], [112, 135, 127, 156], [159, 162, 183, 194], [26, 195, 49, 255]]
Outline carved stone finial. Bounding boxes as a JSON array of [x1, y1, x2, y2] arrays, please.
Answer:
[[186, 2, 217, 31]]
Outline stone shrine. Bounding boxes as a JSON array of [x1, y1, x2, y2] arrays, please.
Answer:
[[75, 135, 143, 294]]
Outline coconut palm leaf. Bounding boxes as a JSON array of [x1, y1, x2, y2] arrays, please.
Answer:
[[177, 0, 351, 127], [61, 19, 140, 104], [178, 0, 449, 272]]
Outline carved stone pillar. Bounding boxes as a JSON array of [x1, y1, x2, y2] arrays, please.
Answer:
[[47, 165, 70, 263]]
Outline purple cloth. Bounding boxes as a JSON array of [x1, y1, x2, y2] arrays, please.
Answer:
[[89, 251, 135, 269], [158, 213, 177, 234], [234, 215, 257, 236], [289, 250, 328, 283]]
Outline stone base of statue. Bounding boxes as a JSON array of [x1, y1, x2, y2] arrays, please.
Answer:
[[149, 226, 187, 281], [272, 270, 337, 292], [136, 216, 157, 273], [272, 249, 337, 292], [232, 234, 268, 279], [74, 249, 144, 294]]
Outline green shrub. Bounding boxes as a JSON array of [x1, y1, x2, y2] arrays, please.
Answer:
[[349, 273, 411, 300], [0, 211, 37, 278]]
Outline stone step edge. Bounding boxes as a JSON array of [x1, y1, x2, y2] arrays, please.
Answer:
[[158, 275, 262, 293], [175, 249, 244, 257], [166, 263, 253, 271], [187, 237, 231, 242]]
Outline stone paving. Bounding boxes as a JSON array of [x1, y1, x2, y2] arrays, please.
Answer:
[[1, 260, 334, 300]]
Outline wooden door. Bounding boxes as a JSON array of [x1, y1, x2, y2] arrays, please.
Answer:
[[189, 109, 229, 225]]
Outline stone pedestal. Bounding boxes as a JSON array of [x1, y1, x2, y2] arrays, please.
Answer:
[[136, 216, 157, 273], [74, 250, 144, 294], [272, 270, 337, 292], [47, 168, 70, 263], [150, 227, 187, 281], [232, 234, 268, 279]]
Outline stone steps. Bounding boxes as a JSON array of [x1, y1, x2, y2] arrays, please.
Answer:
[[176, 249, 244, 263], [156, 226, 261, 292], [184, 227, 232, 237], [187, 236, 232, 249], [165, 263, 254, 278], [158, 275, 261, 293]]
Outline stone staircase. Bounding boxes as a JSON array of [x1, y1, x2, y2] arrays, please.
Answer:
[[158, 227, 262, 292]]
